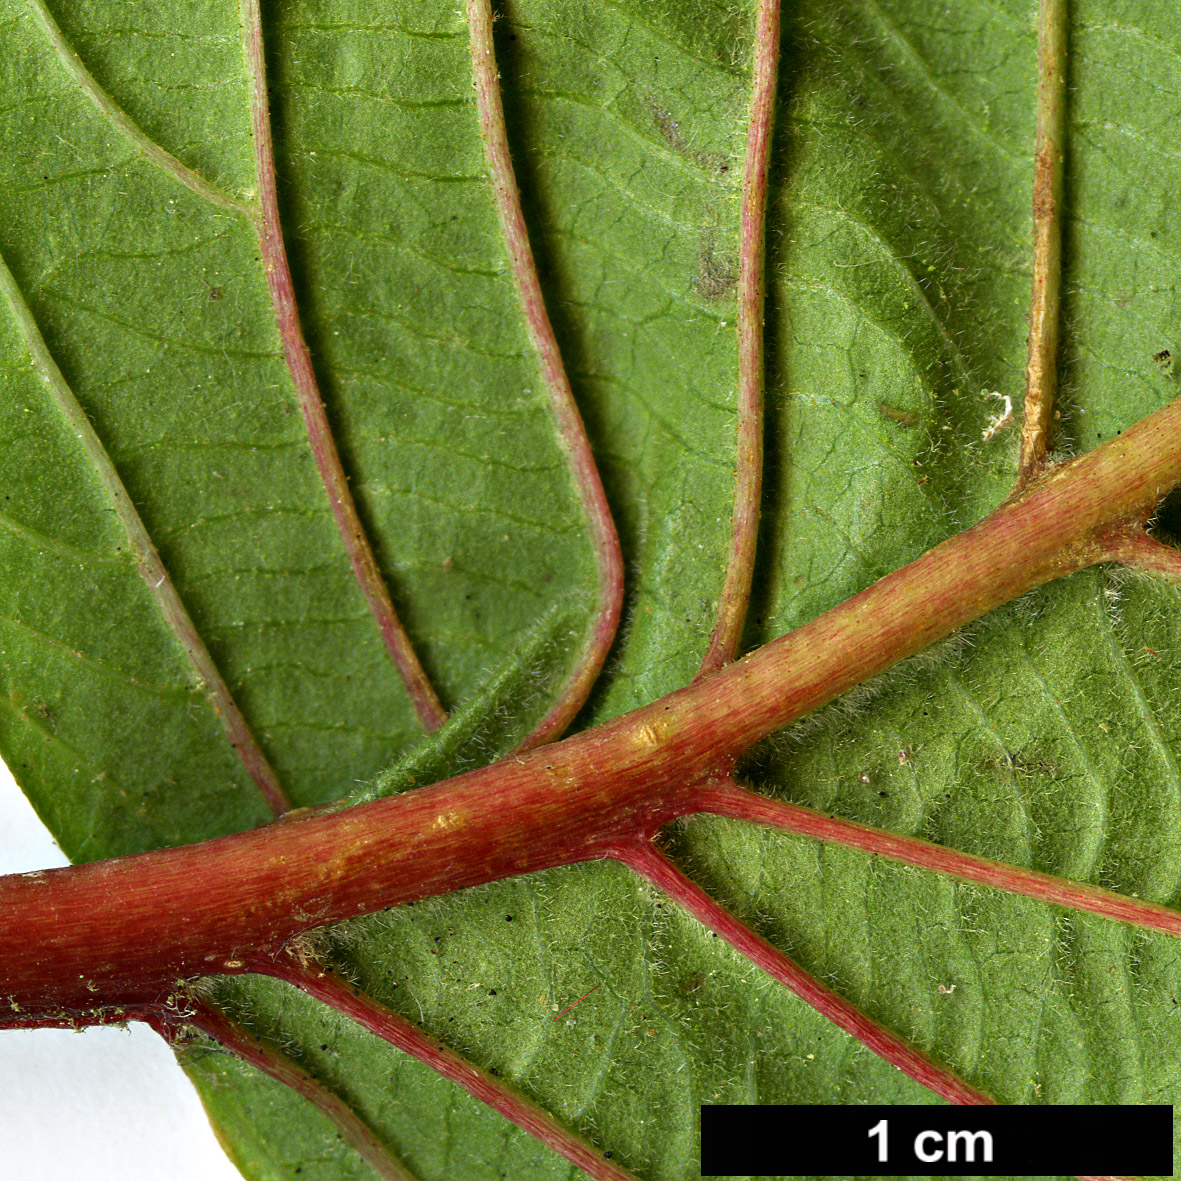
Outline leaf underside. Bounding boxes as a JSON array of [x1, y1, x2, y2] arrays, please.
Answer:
[[1, 0, 1180, 1178]]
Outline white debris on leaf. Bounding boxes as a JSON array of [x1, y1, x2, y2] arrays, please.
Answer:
[[981, 391, 1013, 441]]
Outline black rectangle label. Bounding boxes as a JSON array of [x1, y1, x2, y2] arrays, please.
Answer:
[[700, 1104, 1173, 1176]]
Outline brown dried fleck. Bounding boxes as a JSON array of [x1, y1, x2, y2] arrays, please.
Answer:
[[878, 402, 919, 428]]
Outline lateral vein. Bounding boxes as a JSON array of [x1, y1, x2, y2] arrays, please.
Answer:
[[22, 0, 254, 217], [0, 248, 291, 816]]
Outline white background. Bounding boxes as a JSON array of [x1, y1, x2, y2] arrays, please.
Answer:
[[0, 760, 242, 1180]]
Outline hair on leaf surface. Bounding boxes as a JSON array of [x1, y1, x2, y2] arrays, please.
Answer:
[[7, 0, 1181, 1174]]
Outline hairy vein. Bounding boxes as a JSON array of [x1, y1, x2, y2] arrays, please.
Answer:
[[692, 779, 1181, 938], [22, 0, 252, 216], [269, 961, 642, 1181], [619, 840, 995, 1105], [239, 0, 447, 733], [160, 1000, 419, 1181], [1103, 531, 1181, 583], [466, 0, 624, 749], [698, 0, 779, 678], [1018, 0, 1068, 481], [0, 248, 291, 817]]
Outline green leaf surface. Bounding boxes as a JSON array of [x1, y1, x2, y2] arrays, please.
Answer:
[[1, 0, 1180, 1177]]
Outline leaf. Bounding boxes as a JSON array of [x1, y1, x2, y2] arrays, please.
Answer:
[[1, 0, 1180, 1178]]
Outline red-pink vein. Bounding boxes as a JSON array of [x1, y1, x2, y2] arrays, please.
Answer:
[[0, 249, 291, 818], [269, 962, 642, 1181], [618, 841, 995, 1106], [239, 0, 446, 733], [691, 779, 1181, 937], [1017, 0, 1068, 482], [1102, 529, 1181, 582], [698, 0, 780, 678], [466, 0, 624, 749], [157, 1001, 419, 1181]]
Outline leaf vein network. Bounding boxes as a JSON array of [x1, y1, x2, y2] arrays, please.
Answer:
[[341, 299, 533, 362], [0, 610, 197, 700], [283, 20, 464, 42], [592, 0, 746, 78], [307, 147, 483, 187], [297, 83, 469, 111], [0, 693, 136, 797], [858, 0, 1029, 163], [1081, 20, 1181, 65], [298, 221, 502, 281], [512, 84, 742, 186], [358, 483, 585, 537], [946, 671, 1037, 864], [0, 510, 125, 566], [792, 198, 978, 387], [33, 287, 278, 361]]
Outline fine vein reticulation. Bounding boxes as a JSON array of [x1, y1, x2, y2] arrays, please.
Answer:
[[692, 779, 1181, 937], [634, 0, 1002, 1110], [466, 0, 624, 749], [22, 0, 252, 217], [696, 0, 779, 678], [239, 0, 447, 733], [7, 0, 1181, 1174], [26, 0, 450, 733], [0, 249, 292, 818], [5, 377, 1181, 1160], [618, 843, 993, 1106], [271, 962, 642, 1181], [160, 1000, 420, 1181]]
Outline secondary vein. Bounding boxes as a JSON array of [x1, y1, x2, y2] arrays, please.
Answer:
[[466, 0, 624, 749], [239, 0, 448, 733], [0, 247, 292, 816], [23, 0, 253, 217]]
